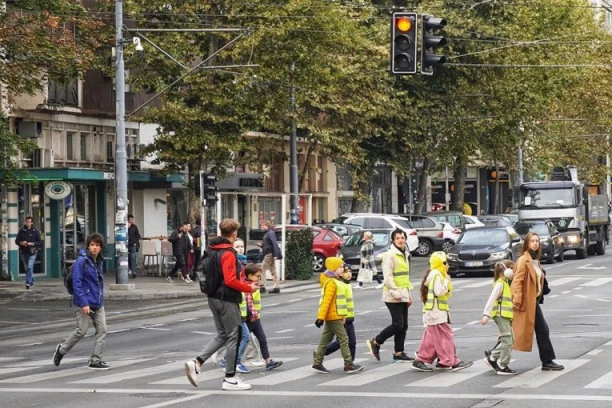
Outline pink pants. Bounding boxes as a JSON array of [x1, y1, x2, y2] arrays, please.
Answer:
[[416, 323, 460, 367]]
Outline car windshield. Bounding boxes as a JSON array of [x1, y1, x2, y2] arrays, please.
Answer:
[[344, 233, 363, 247], [519, 188, 575, 208], [459, 229, 508, 245], [514, 222, 548, 236]]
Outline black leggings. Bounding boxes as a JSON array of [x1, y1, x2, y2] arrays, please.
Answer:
[[376, 302, 409, 353]]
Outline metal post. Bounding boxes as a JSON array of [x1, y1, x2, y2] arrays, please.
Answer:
[[1, 0, 9, 280], [607, 135, 611, 200], [114, 0, 129, 284], [518, 144, 524, 186], [289, 63, 298, 224], [444, 166, 450, 210]]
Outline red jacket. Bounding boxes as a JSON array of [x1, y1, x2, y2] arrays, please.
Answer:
[[209, 237, 253, 302]]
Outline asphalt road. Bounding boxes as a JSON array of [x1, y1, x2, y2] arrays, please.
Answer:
[[1, 252, 611, 408]]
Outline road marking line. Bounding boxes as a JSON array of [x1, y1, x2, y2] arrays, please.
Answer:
[[580, 278, 612, 287], [457, 281, 492, 289], [71, 361, 183, 384], [585, 371, 612, 389], [248, 358, 347, 385], [547, 277, 581, 287], [494, 359, 588, 388], [274, 329, 295, 333], [586, 349, 602, 355], [406, 359, 492, 387], [320, 359, 409, 386]]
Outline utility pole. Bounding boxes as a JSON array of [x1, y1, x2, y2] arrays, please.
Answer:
[[289, 62, 298, 224], [114, 0, 129, 284], [1, 0, 9, 280]]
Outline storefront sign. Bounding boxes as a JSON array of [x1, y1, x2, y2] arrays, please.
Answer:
[[44, 181, 72, 200]]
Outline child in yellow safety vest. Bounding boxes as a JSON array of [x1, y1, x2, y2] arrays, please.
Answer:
[[324, 264, 357, 360], [312, 257, 363, 374], [412, 251, 473, 372], [481, 260, 517, 375]]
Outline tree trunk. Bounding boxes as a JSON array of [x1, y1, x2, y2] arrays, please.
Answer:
[[415, 158, 430, 214], [298, 140, 318, 191], [452, 157, 467, 212], [351, 179, 372, 212]]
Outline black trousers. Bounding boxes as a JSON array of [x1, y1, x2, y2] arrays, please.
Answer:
[[169, 255, 186, 278], [376, 302, 409, 353], [534, 303, 556, 363]]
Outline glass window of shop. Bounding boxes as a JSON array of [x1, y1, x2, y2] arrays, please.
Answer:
[[17, 183, 45, 276]]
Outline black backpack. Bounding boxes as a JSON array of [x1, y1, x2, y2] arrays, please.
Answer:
[[62, 263, 75, 295], [196, 248, 226, 296]]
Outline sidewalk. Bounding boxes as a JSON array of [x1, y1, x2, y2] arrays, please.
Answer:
[[0, 273, 319, 302]]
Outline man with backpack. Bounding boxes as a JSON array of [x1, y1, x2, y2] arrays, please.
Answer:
[[53, 232, 109, 370], [184, 219, 259, 391]]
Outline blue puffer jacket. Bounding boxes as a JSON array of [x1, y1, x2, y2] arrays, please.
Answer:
[[72, 249, 105, 309]]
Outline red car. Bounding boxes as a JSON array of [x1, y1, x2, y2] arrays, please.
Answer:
[[273, 225, 344, 272]]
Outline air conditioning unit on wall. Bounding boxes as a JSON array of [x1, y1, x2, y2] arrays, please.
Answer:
[[32, 148, 55, 168], [17, 121, 43, 138]]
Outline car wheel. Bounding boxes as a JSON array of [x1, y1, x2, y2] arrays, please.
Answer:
[[442, 240, 454, 253], [415, 239, 433, 256], [557, 245, 564, 262], [312, 254, 325, 272], [546, 245, 555, 264]]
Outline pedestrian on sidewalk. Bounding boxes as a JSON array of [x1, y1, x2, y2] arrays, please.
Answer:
[[312, 257, 363, 375], [168, 222, 193, 284], [184, 219, 259, 391], [354, 231, 383, 289], [366, 229, 415, 363], [511, 232, 564, 371], [127, 214, 141, 278], [482, 260, 517, 375], [324, 264, 357, 361], [15, 216, 42, 289], [190, 218, 202, 280], [259, 220, 282, 294], [412, 251, 472, 372], [53, 233, 109, 370]]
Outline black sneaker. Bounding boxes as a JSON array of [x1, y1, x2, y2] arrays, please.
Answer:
[[412, 360, 433, 372], [392, 352, 414, 362], [344, 363, 364, 374], [497, 366, 517, 375], [260, 287, 267, 294], [451, 360, 473, 372], [269, 288, 280, 294], [366, 338, 380, 361], [53, 344, 64, 367], [435, 363, 452, 370], [312, 363, 330, 374], [88, 361, 111, 370], [483, 356, 500, 373]]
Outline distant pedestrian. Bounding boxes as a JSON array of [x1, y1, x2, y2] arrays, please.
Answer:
[[511, 232, 564, 371], [259, 220, 282, 293], [15, 216, 42, 289], [184, 219, 259, 391], [366, 229, 415, 363], [53, 233, 109, 370], [412, 251, 472, 372], [127, 214, 141, 278], [354, 231, 383, 289], [168, 222, 193, 284], [190, 218, 202, 280], [312, 257, 363, 374], [482, 260, 517, 375], [324, 264, 357, 361]]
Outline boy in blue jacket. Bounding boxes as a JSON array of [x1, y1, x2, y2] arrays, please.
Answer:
[[53, 232, 109, 370]]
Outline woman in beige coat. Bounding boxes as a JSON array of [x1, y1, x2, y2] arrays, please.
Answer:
[[511, 232, 564, 371]]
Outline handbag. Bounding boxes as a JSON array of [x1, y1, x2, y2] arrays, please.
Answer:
[[356, 265, 373, 284]]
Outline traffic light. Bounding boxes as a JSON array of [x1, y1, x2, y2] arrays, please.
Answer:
[[202, 173, 218, 206], [421, 15, 447, 75], [391, 12, 417, 74]]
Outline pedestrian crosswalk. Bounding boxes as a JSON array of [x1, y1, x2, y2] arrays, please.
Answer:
[[0, 353, 611, 394], [450, 275, 612, 292]]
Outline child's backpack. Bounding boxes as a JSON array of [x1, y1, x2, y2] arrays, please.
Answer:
[[196, 248, 226, 296], [62, 263, 75, 295]]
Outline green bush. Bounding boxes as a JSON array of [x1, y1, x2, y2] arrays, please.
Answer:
[[285, 228, 314, 280]]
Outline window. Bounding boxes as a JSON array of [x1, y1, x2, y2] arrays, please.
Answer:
[[347, 217, 365, 228], [80, 133, 88, 161], [419, 217, 436, 228], [365, 218, 391, 229], [66, 131, 75, 160]]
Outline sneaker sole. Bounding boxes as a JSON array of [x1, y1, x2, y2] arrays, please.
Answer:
[[88, 366, 111, 371], [452, 362, 473, 372], [411, 364, 433, 372], [366, 340, 380, 361], [312, 368, 330, 374], [542, 366, 564, 371], [483, 357, 499, 373], [497, 370, 517, 375], [344, 367, 364, 374], [184, 362, 199, 387]]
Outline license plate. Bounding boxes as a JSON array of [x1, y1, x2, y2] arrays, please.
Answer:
[[465, 261, 483, 267]]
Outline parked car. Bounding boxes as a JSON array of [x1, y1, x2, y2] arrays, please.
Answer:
[[423, 211, 467, 231], [314, 223, 362, 240], [478, 215, 513, 227], [513, 219, 564, 263], [446, 226, 523, 277], [340, 229, 392, 279], [439, 221, 462, 251], [463, 215, 485, 229], [333, 213, 419, 253], [275, 225, 343, 272], [397, 214, 453, 256]]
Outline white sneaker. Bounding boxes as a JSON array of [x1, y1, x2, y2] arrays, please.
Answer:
[[352, 284, 362, 289], [184, 360, 199, 387], [185, 277, 193, 284], [375, 283, 384, 289], [167, 276, 174, 283], [222, 376, 251, 391]]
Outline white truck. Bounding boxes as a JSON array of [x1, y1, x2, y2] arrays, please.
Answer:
[[517, 167, 609, 259]]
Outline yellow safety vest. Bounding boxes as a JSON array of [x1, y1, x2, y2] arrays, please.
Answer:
[[319, 279, 348, 317], [239, 289, 261, 318], [492, 279, 513, 320], [344, 281, 354, 318], [423, 270, 449, 311], [384, 250, 413, 291]]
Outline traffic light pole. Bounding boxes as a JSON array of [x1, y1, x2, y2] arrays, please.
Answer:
[[289, 63, 299, 224]]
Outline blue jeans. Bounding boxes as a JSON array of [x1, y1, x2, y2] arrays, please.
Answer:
[[128, 248, 138, 274], [19, 253, 36, 286], [237, 321, 250, 363]]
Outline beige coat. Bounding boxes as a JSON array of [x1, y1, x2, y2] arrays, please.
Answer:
[[511, 252, 544, 352], [381, 245, 413, 304]]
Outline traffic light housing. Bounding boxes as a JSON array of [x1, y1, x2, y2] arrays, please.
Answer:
[[391, 12, 417, 74], [421, 15, 447, 75], [202, 173, 218, 206]]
